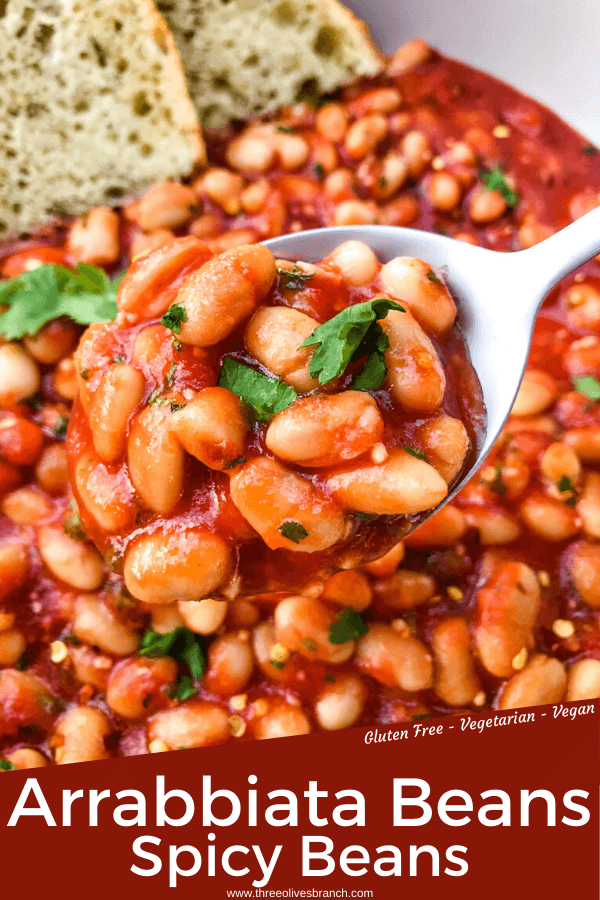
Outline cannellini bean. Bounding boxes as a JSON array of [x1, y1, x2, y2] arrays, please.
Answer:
[[0, 344, 40, 409], [381, 309, 446, 411], [363, 541, 405, 577], [25, 321, 77, 365], [345, 115, 387, 159], [463, 506, 521, 545], [432, 618, 481, 706], [325, 447, 447, 515], [177, 245, 276, 346], [229, 458, 346, 553], [498, 655, 567, 710], [170, 387, 247, 470], [427, 171, 462, 211], [0, 542, 29, 601], [576, 472, 600, 538], [2, 487, 54, 525], [253, 702, 311, 740], [372, 570, 436, 610], [566, 659, 600, 701], [564, 335, 600, 378], [569, 541, 600, 608], [241, 180, 270, 214], [275, 133, 309, 170], [540, 442, 581, 486], [198, 168, 244, 215], [106, 657, 177, 719], [67, 207, 120, 266], [124, 527, 232, 604], [128, 406, 184, 514], [320, 570, 372, 611], [0, 670, 56, 737], [406, 505, 467, 546], [72, 595, 139, 655], [417, 416, 469, 483], [38, 526, 104, 591], [349, 87, 402, 116], [326, 240, 379, 286], [0, 628, 26, 665], [389, 38, 432, 75], [566, 282, 600, 330], [178, 598, 228, 634], [74, 451, 136, 532], [131, 229, 175, 259], [511, 370, 557, 416], [245, 306, 319, 391], [314, 675, 367, 731], [226, 131, 276, 173], [35, 443, 69, 494], [117, 236, 211, 321], [89, 364, 145, 463], [564, 427, 600, 461], [274, 595, 354, 664], [266, 392, 383, 468], [205, 632, 254, 696], [379, 257, 456, 335], [126, 182, 198, 232], [5, 748, 47, 769], [69, 645, 113, 691], [253, 621, 291, 682], [331, 200, 378, 226], [474, 558, 540, 678], [355, 623, 433, 691], [148, 702, 230, 749], [400, 130, 432, 177], [53, 706, 111, 764], [469, 187, 507, 223], [150, 605, 185, 635], [519, 492, 579, 542], [228, 600, 259, 628]]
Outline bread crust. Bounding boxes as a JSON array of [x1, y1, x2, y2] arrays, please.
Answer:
[[318, 0, 385, 73]]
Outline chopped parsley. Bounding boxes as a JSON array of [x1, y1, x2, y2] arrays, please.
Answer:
[[302, 637, 318, 652], [278, 520, 309, 544], [412, 714, 433, 721], [63, 513, 86, 541], [161, 302, 187, 335], [62, 633, 81, 646], [488, 465, 507, 496], [557, 474, 577, 505], [403, 444, 428, 461], [270, 659, 285, 671], [139, 627, 206, 688], [172, 336, 182, 351], [480, 164, 520, 207], [354, 511, 377, 523], [175, 675, 198, 703], [218, 357, 297, 421], [165, 361, 177, 387], [170, 401, 186, 413], [314, 162, 326, 179], [113, 354, 125, 364], [276, 265, 315, 292], [15, 651, 29, 671], [583, 144, 599, 156], [0, 263, 120, 340], [276, 124, 296, 134], [53, 415, 69, 438], [426, 270, 443, 285], [573, 375, 600, 401], [224, 455, 247, 470], [80, 368, 90, 381], [21, 391, 44, 411], [323, 673, 335, 683], [328, 607, 368, 644], [0, 760, 18, 771], [301, 297, 404, 389]]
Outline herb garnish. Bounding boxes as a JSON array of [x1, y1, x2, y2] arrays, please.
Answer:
[[301, 297, 404, 389], [557, 474, 577, 505], [63, 514, 86, 541], [488, 465, 507, 495], [328, 607, 368, 644], [218, 358, 297, 421], [276, 125, 296, 134], [161, 302, 187, 335], [412, 714, 433, 721], [53, 415, 69, 438], [302, 637, 318, 652], [276, 265, 315, 291], [314, 162, 326, 179], [0, 760, 18, 771], [480, 164, 520, 207], [139, 627, 206, 700], [583, 145, 599, 156], [224, 455, 247, 470], [278, 521, 309, 544], [80, 368, 90, 381], [403, 444, 428, 461], [426, 270, 443, 285], [113, 354, 125, 364], [21, 391, 44, 411], [0, 264, 120, 340], [573, 375, 600, 401]]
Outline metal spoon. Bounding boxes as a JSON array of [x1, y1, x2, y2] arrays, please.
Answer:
[[265, 207, 600, 509]]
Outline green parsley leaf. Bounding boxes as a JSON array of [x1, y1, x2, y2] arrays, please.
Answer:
[[15, 651, 29, 671], [139, 627, 207, 684], [63, 514, 86, 541], [21, 391, 44, 410], [80, 368, 90, 381], [170, 401, 186, 413], [278, 520, 309, 543], [165, 361, 177, 387], [314, 162, 326, 179], [62, 633, 81, 646], [277, 265, 315, 291], [583, 145, 599, 156], [276, 125, 296, 134], [328, 607, 368, 644], [113, 354, 125, 364], [351, 343, 389, 391], [323, 673, 335, 683], [573, 375, 600, 400], [218, 357, 297, 421], [426, 270, 443, 285], [302, 637, 318, 652], [480, 164, 520, 207], [223, 455, 247, 470], [403, 444, 428, 461], [0, 263, 120, 340], [53, 415, 69, 438], [270, 659, 285, 670], [176, 675, 198, 702], [353, 511, 377, 522], [412, 714, 433, 721], [558, 475, 573, 493], [488, 465, 507, 496], [0, 760, 19, 771], [161, 303, 187, 335], [301, 298, 404, 385]]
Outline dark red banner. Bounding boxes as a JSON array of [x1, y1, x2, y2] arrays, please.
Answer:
[[1, 701, 597, 898]]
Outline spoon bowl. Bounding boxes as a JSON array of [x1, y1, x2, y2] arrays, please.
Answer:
[[265, 208, 600, 510]]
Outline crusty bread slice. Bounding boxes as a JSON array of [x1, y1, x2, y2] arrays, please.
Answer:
[[0, 0, 205, 238], [156, 0, 384, 127]]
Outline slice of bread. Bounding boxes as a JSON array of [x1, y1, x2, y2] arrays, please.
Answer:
[[0, 0, 205, 238], [157, 0, 384, 128]]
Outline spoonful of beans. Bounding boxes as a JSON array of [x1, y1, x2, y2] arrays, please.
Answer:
[[67, 208, 600, 602]]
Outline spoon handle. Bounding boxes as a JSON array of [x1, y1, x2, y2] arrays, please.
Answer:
[[515, 205, 600, 306]]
